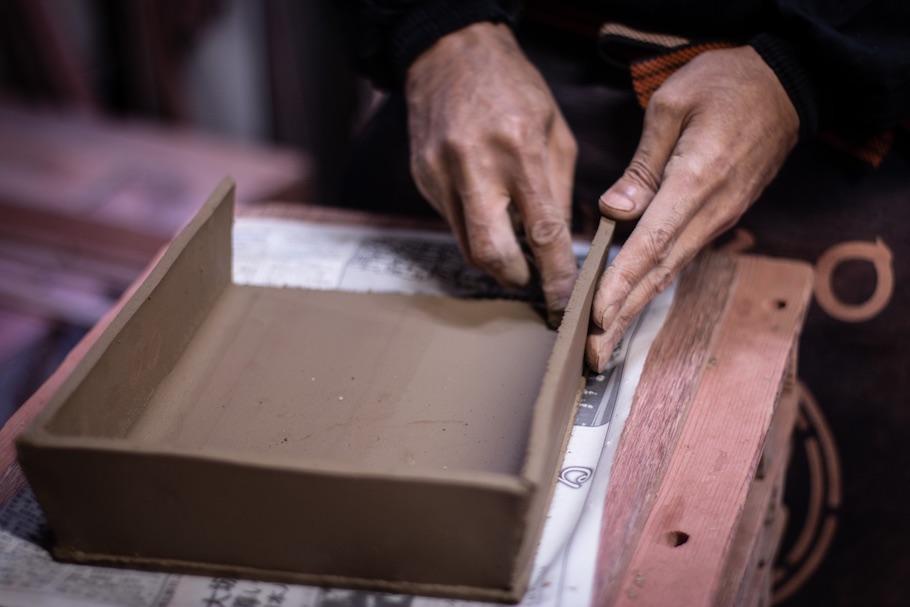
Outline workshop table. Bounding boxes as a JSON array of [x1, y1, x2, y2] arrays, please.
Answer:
[[0, 203, 813, 607]]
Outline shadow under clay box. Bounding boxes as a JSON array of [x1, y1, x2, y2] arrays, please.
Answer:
[[16, 178, 613, 603]]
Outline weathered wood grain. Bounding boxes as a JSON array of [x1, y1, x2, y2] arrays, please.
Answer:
[[605, 256, 813, 607], [593, 251, 738, 604]]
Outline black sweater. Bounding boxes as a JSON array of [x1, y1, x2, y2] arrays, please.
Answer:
[[346, 0, 910, 140]]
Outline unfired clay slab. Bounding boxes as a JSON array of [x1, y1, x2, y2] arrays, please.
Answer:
[[125, 286, 555, 474]]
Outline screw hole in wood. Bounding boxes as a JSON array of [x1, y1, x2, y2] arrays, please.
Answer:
[[665, 530, 690, 547]]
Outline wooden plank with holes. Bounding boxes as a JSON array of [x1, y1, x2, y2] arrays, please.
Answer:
[[593, 252, 739, 602], [595, 255, 813, 607]]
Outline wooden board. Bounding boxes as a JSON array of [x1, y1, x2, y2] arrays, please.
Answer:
[[593, 252, 738, 597], [594, 254, 813, 606]]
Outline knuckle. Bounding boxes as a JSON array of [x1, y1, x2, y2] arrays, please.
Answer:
[[675, 153, 708, 184], [496, 114, 531, 145], [527, 215, 569, 250], [651, 263, 676, 293], [602, 264, 636, 297], [690, 149, 726, 178], [624, 157, 662, 193], [496, 112, 547, 151], [670, 150, 733, 193], [648, 89, 686, 119], [644, 225, 676, 262], [441, 130, 474, 157]]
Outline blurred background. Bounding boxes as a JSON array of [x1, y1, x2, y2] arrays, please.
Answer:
[[0, 0, 379, 421]]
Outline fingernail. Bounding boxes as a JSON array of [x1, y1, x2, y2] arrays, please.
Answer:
[[606, 336, 623, 369], [590, 343, 612, 372], [599, 302, 617, 328], [585, 330, 604, 371], [586, 325, 616, 372], [599, 186, 636, 213], [596, 329, 620, 371]]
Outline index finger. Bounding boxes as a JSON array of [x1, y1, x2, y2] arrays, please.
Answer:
[[511, 145, 578, 323], [460, 188, 532, 288], [592, 170, 697, 334], [593, 124, 733, 333], [514, 196, 577, 321]]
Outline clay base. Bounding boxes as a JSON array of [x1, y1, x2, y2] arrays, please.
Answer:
[[126, 285, 555, 474]]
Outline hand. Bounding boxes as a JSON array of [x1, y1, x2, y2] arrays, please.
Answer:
[[586, 46, 800, 371], [406, 22, 579, 319]]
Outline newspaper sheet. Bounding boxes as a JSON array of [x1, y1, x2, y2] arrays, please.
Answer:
[[0, 216, 676, 607]]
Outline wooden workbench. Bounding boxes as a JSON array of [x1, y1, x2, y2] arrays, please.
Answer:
[[0, 203, 813, 606]]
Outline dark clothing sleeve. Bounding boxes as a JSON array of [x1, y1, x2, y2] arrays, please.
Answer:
[[346, 0, 910, 139], [344, 0, 519, 90], [746, 0, 910, 139]]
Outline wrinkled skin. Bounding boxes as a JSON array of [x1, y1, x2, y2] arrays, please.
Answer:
[[587, 45, 799, 370], [406, 24, 799, 371], [407, 22, 579, 318]]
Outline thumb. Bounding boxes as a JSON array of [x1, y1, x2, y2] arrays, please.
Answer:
[[599, 102, 682, 220]]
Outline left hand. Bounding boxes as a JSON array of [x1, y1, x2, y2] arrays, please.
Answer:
[[405, 23, 579, 322], [586, 46, 800, 371]]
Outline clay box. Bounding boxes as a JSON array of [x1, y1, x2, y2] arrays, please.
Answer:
[[16, 179, 611, 602]]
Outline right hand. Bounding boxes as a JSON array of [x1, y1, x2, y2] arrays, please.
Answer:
[[585, 46, 799, 371], [406, 22, 579, 318]]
